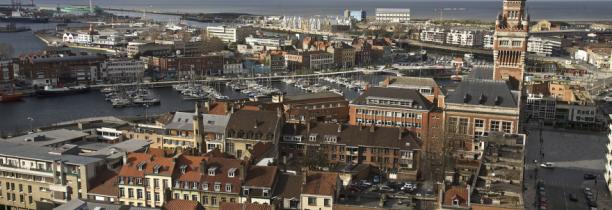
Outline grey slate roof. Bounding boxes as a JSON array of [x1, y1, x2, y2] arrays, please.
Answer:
[[3, 129, 88, 147], [54, 199, 159, 210], [446, 79, 518, 108], [468, 66, 494, 80], [285, 92, 343, 102], [352, 87, 433, 110], [165, 112, 195, 131], [81, 139, 151, 159], [202, 114, 230, 134], [0, 141, 102, 165]]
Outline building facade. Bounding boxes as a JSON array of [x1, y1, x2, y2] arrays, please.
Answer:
[[492, 0, 530, 90], [206, 26, 255, 43], [375, 8, 411, 23], [100, 59, 145, 83]]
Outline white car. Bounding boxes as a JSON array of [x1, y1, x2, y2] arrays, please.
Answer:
[[540, 162, 554, 168], [401, 183, 417, 191]]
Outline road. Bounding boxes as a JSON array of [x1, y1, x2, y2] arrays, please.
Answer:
[[523, 122, 612, 210]]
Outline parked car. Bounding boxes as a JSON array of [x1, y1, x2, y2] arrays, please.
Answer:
[[401, 183, 417, 192], [379, 185, 395, 193], [540, 162, 554, 168], [584, 173, 597, 180]]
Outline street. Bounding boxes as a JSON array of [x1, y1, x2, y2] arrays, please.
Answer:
[[524, 122, 612, 210]]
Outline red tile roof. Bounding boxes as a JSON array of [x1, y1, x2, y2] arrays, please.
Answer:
[[245, 166, 278, 188], [302, 172, 339, 196], [219, 202, 272, 210], [118, 151, 175, 178], [88, 167, 119, 197], [443, 186, 469, 207], [163, 199, 203, 210]]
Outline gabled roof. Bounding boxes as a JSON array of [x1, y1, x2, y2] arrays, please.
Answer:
[[226, 110, 281, 140], [164, 112, 195, 131], [118, 151, 175, 177], [162, 200, 203, 210], [245, 166, 278, 188], [302, 172, 339, 196], [446, 79, 518, 108], [282, 123, 420, 150], [352, 87, 433, 111], [274, 173, 303, 198], [443, 186, 469, 207]]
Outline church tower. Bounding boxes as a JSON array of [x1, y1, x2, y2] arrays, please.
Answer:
[[493, 0, 529, 90]]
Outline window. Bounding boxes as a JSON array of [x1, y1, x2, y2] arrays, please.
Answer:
[[228, 168, 236, 177], [174, 193, 179, 199], [225, 184, 232, 192], [211, 197, 217, 206], [474, 119, 484, 128], [214, 183, 221, 192], [243, 188, 249, 195], [128, 189, 134, 198], [490, 121, 501, 131], [502, 121, 512, 133], [119, 188, 124, 197], [263, 189, 269, 197], [308, 197, 316, 205], [208, 167, 217, 176], [192, 194, 198, 201], [512, 41, 521, 47], [154, 193, 160, 201], [202, 196, 208, 204], [183, 194, 188, 200], [137, 189, 142, 199], [324, 198, 331, 207], [202, 183, 208, 191]]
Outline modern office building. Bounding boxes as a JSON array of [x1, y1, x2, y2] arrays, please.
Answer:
[[375, 8, 411, 23]]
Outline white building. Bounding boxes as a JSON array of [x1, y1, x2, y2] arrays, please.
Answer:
[[76, 32, 95, 45], [446, 30, 484, 47], [420, 28, 447, 44], [62, 33, 76, 43], [307, 51, 334, 70], [574, 49, 589, 62], [92, 34, 125, 47], [527, 36, 562, 57], [245, 36, 292, 50], [206, 25, 255, 43], [100, 59, 146, 83], [375, 8, 411, 23], [483, 33, 495, 49], [606, 114, 612, 193]]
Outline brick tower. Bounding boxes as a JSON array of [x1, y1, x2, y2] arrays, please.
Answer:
[[493, 0, 529, 90]]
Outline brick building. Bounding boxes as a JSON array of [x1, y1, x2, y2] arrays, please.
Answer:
[[281, 122, 421, 180], [18, 53, 105, 86], [280, 92, 349, 123], [492, 0, 530, 90], [444, 79, 520, 153]]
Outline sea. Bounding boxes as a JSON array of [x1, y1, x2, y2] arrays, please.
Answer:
[[1, 0, 611, 133]]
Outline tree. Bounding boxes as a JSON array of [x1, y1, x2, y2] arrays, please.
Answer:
[[304, 149, 328, 169]]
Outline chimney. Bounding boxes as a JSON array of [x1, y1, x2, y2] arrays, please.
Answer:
[[337, 123, 342, 133], [122, 153, 128, 165], [199, 159, 208, 174], [369, 125, 375, 133], [302, 170, 308, 185], [204, 101, 210, 112], [240, 162, 246, 181], [307, 121, 311, 134]]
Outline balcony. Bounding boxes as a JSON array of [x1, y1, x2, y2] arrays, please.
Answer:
[[0, 165, 54, 177]]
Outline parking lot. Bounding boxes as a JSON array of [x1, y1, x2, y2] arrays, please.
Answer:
[[524, 123, 612, 210]]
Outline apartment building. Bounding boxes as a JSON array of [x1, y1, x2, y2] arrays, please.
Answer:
[[445, 30, 484, 47], [329, 42, 356, 69], [100, 59, 145, 83], [300, 171, 341, 210], [525, 80, 601, 128], [18, 53, 105, 86], [245, 36, 292, 50], [171, 156, 244, 210], [241, 166, 279, 204], [280, 92, 349, 123], [420, 28, 447, 45], [375, 8, 411, 23], [206, 25, 255, 43], [349, 87, 436, 141], [304, 51, 334, 70], [225, 110, 283, 160], [117, 151, 175, 207], [444, 79, 520, 153], [0, 141, 104, 210], [527, 36, 562, 57], [281, 122, 421, 180]]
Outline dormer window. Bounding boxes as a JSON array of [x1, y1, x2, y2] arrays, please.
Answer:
[[309, 134, 317, 142], [153, 164, 161, 174], [192, 182, 198, 189], [243, 188, 249, 195], [202, 183, 208, 191], [137, 161, 146, 171], [214, 182, 221, 192], [225, 184, 232, 192], [263, 189, 269, 197], [180, 165, 188, 174], [208, 167, 217, 176], [228, 168, 236, 178], [453, 198, 460, 206]]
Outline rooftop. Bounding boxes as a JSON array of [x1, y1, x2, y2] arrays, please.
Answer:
[[352, 87, 433, 110], [285, 92, 345, 102], [302, 171, 339, 196], [446, 79, 519, 108], [0, 141, 102, 165], [3, 129, 88, 147], [245, 166, 278, 188], [273, 173, 303, 199], [226, 110, 281, 141]]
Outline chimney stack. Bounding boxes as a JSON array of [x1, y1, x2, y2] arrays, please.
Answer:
[[199, 159, 208, 174], [307, 121, 311, 134], [240, 162, 247, 181]]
